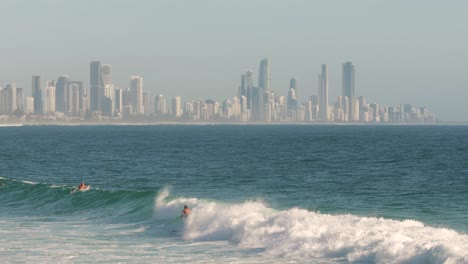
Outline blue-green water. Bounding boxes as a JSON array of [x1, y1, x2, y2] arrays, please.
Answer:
[[1, 125, 467, 263]]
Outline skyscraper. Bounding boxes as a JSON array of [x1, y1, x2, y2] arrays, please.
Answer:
[[319, 64, 329, 121], [2, 84, 17, 114], [130, 76, 143, 115], [289, 78, 296, 91], [257, 58, 270, 120], [102, 64, 112, 85], [239, 70, 254, 112], [289, 78, 297, 108], [115, 88, 123, 114], [102, 84, 115, 116], [287, 88, 297, 118], [342, 62, 355, 121], [55, 75, 69, 113], [154, 94, 166, 116], [26, 97, 34, 115], [90, 61, 104, 112], [68, 81, 85, 114], [258, 58, 270, 92], [67, 82, 81, 115], [16, 88, 23, 111], [342, 62, 355, 99], [32, 75, 43, 115], [44, 82, 56, 114], [143, 92, 149, 116], [172, 96, 182, 118]]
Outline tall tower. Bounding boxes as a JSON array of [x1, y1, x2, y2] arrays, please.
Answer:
[[319, 64, 329, 121], [239, 70, 254, 111], [32, 75, 43, 115], [90, 61, 104, 112], [172, 96, 182, 118], [67, 82, 80, 115], [342, 62, 355, 99], [290, 78, 296, 90], [290, 77, 297, 100], [258, 58, 270, 92], [4, 84, 17, 114], [55, 75, 69, 113], [257, 58, 270, 120], [44, 82, 56, 114], [342, 62, 355, 121], [102, 64, 112, 85], [154, 94, 166, 116], [130, 76, 143, 115]]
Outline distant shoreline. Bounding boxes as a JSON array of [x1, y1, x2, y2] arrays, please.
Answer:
[[1, 120, 466, 127]]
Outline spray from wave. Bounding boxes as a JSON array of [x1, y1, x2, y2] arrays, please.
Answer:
[[154, 189, 468, 263]]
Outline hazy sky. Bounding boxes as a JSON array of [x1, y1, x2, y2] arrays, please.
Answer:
[[1, 0, 467, 121]]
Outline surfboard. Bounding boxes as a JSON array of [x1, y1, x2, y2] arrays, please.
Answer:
[[71, 185, 91, 193], [80, 185, 91, 191]]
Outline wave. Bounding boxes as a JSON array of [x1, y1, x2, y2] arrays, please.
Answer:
[[2, 178, 467, 263], [0, 177, 155, 222], [153, 190, 468, 263]]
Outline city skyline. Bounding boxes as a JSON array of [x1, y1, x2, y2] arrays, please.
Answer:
[[0, 1, 467, 121], [0, 58, 435, 124]]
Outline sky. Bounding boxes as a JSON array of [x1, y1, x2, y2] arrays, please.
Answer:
[[0, 0, 467, 121]]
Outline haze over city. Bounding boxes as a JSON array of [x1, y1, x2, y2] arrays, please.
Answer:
[[1, 0, 467, 122]]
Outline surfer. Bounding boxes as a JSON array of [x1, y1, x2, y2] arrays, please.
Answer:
[[181, 205, 191, 218], [77, 182, 88, 190]]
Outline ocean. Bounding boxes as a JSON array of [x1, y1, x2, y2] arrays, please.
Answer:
[[0, 124, 467, 263]]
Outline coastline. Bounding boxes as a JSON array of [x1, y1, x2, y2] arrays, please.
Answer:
[[0, 120, 466, 126]]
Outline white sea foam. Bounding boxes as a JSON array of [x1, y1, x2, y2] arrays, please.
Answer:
[[155, 191, 468, 263], [153, 187, 199, 220], [21, 180, 38, 185]]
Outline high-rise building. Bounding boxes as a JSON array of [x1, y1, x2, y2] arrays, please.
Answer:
[[68, 81, 85, 114], [239, 70, 254, 111], [67, 82, 80, 115], [259, 58, 270, 92], [143, 92, 149, 116], [16, 88, 23, 111], [172, 96, 182, 118], [32, 75, 43, 115], [251, 87, 265, 121], [0, 84, 17, 114], [289, 78, 297, 100], [257, 58, 270, 120], [130, 76, 143, 115], [289, 78, 296, 90], [55, 75, 69, 113], [342, 62, 355, 121], [103, 84, 115, 116], [287, 88, 297, 114], [115, 88, 123, 114], [319, 64, 329, 121], [44, 82, 56, 114], [342, 62, 355, 99], [154, 94, 166, 116], [102, 64, 112, 85], [90, 61, 104, 112], [26, 97, 34, 115]]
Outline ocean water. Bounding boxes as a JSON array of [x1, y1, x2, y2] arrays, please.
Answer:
[[0, 124, 467, 263]]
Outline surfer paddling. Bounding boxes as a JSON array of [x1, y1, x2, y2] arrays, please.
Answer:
[[77, 182, 89, 191], [181, 205, 191, 218]]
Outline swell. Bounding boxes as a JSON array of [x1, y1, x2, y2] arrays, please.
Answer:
[[3, 178, 468, 263], [0, 177, 155, 222]]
